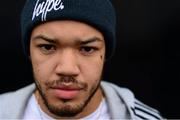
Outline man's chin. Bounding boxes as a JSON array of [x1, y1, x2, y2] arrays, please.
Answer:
[[45, 101, 85, 117]]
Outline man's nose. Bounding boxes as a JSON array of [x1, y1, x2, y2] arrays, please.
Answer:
[[55, 50, 80, 76]]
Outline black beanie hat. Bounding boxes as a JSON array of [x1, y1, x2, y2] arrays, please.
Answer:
[[21, 0, 116, 59]]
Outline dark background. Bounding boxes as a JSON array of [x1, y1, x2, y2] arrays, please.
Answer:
[[0, 0, 180, 118]]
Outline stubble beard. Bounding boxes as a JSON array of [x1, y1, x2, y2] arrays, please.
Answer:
[[34, 76, 101, 118]]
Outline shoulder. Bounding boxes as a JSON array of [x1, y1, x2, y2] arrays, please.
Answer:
[[131, 99, 164, 119], [0, 84, 35, 101], [101, 81, 164, 119], [0, 84, 35, 118]]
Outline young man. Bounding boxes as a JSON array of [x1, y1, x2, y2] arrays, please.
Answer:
[[0, 0, 163, 119]]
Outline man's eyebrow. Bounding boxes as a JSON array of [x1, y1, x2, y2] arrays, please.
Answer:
[[32, 35, 57, 43], [79, 37, 103, 45], [32, 35, 103, 44]]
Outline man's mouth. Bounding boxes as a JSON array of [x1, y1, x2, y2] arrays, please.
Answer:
[[50, 85, 83, 100]]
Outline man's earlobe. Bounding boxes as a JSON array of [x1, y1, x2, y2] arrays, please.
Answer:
[[28, 56, 31, 61]]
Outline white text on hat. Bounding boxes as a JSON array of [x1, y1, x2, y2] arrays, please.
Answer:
[[32, 0, 64, 21]]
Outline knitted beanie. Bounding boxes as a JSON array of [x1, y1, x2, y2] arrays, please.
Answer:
[[21, 0, 116, 59]]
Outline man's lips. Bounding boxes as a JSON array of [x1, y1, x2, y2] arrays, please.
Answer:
[[50, 86, 82, 100]]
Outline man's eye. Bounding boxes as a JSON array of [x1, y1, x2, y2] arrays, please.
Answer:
[[80, 46, 97, 55], [37, 44, 56, 53]]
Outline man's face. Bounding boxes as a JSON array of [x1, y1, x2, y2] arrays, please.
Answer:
[[30, 20, 105, 118]]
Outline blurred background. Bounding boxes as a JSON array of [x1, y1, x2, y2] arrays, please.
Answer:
[[0, 0, 180, 118]]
